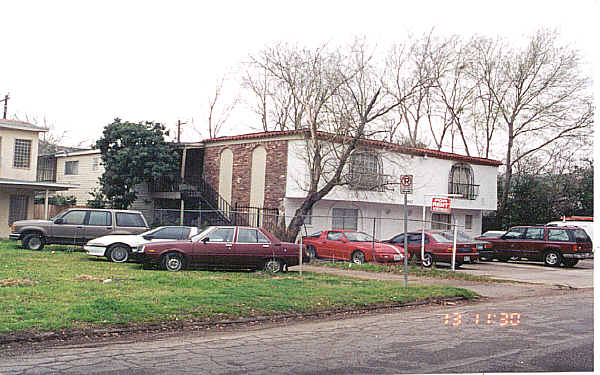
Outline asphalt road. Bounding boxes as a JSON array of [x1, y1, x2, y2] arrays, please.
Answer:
[[0, 289, 593, 374]]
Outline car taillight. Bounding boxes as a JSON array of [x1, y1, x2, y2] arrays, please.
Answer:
[[446, 247, 452, 252], [472, 247, 477, 251], [573, 244, 578, 251], [10, 224, 14, 232], [485, 244, 492, 248]]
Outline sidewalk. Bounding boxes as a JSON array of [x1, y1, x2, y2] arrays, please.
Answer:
[[291, 264, 563, 299]]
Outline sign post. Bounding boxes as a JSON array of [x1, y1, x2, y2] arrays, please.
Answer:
[[400, 175, 413, 288]]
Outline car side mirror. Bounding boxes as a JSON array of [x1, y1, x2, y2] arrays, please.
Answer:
[[54, 218, 63, 224], [339, 238, 347, 243], [143, 235, 153, 240], [202, 237, 210, 243]]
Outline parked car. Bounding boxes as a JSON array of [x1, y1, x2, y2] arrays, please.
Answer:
[[484, 225, 593, 267], [9, 208, 150, 251], [444, 231, 493, 261], [84, 226, 200, 263], [138, 226, 309, 272], [383, 231, 478, 267], [475, 230, 506, 240], [302, 230, 405, 264]]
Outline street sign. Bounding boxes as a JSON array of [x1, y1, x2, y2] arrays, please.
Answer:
[[400, 174, 413, 194], [431, 197, 451, 213]]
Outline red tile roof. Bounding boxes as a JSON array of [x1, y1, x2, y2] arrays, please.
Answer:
[[203, 129, 503, 166]]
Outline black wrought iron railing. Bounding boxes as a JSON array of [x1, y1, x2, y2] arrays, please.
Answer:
[[449, 182, 480, 200], [345, 172, 391, 192]]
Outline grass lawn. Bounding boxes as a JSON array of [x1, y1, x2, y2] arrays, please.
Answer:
[[0, 241, 475, 333], [310, 259, 509, 282]]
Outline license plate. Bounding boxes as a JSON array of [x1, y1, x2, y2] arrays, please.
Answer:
[[393, 255, 402, 261], [464, 256, 471, 262]]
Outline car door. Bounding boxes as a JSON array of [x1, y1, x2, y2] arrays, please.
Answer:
[[192, 227, 236, 267], [325, 231, 345, 260], [54, 210, 88, 244], [83, 210, 113, 241], [522, 227, 545, 259], [234, 228, 272, 268], [496, 227, 527, 258]]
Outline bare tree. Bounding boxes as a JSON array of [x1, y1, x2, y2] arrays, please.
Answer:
[[246, 41, 402, 241], [192, 75, 239, 139], [473, 29, 593, 222]]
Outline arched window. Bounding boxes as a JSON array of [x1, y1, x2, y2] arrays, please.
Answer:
[[448, 163, 478, 199], [348, 151, 383, 191]]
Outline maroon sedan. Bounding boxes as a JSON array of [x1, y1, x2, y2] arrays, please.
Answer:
[[139, 226, 307, 272], [384, 231, 478, 267]]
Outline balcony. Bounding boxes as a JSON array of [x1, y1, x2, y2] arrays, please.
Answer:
[[449, 182, 479, 200], [345, 171, 391, 192]]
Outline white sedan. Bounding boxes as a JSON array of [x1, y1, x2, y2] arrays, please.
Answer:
[[85, 226, 200, 263]]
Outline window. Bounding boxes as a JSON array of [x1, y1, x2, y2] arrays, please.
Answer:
[[503, 227, 526, 239], [206, 228, 235, 242], [62, 210, 87, 225], [432, 213, 451, 230], [308, 231, 322, 238], [548, 228, 570, 242], [237, 228, 270, 243], [152, 227, 188, 240], [115, 212, 146, 227], [465, 215, 473, 230], [525, 228, 544, 240], [332, 208, 358, 230], [326, 231, 345, 241], [348, 152, 383, 191], [13, 139, 31, 168], [9, 195, 28, 225], [391, 234, 404, 244], [573, 229, 590, 243], [87, 211, 111, 226], [65, 161, 79, 175], [449, 163, 478, 199], [92, 157, 100, 171]]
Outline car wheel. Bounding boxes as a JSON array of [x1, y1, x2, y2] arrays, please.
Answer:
[[351, 250, 366, 264], [108, 244, 130, 263], [509, 256, 520, 261], [454, 261, 463, 268], [543, 250, 562, 267], [563, 259, 579, 268], [306, 245, 317, 259], [422, 252, 434, 268], [263, 259, 283, 273], [497, 256, 510, 262], [23, 233, 45, 251], [162, 253, 185, 272]]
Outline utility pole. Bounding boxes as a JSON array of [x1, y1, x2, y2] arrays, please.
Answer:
[[177, 120, 187, 143], [1, 93, 9, 119]]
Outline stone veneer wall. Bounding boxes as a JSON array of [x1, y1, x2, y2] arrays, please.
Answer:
[[203, 140, 288, 210]]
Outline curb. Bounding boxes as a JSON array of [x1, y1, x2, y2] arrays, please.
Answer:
[[0, 296, 469, 346]]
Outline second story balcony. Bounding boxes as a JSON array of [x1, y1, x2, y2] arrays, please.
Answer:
[[449, 182, 480, 200]]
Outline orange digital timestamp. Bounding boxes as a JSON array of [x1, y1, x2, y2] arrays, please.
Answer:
[[444, 312, 521, 326]]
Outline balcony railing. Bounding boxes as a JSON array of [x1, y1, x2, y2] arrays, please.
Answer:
[[449, 182, 480, 200], [345, 172, 390, 192]]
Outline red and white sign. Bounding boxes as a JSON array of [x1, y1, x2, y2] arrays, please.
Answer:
[[431, 197, 451, 213], [400, 174, 413, 194]]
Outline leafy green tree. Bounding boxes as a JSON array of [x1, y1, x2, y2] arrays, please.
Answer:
[[95, 119, 180, 209]]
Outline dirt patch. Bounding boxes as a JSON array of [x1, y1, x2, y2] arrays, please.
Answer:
[[75, 274, 105, 282], [0, 278, 35, 287]]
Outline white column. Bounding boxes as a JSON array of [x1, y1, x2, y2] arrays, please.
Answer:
[[44, 190, 49, 220]]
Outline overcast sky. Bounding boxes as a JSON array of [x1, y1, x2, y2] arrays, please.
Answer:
[[1, 0, 597, 148]]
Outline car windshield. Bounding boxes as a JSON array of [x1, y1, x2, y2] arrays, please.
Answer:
[[191, 227, 215, 242], [429, 233, 453, 243], [344, 232, 374, 242]]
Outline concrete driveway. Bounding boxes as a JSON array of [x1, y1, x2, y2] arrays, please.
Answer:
[[448, 259, 594, 288]]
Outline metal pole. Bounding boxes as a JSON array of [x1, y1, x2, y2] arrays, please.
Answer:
[[371, 217, 376, 263], [403, 193, 408, 288], [44, 190, 49, 220], [421, 199, 426, 269], [299, 232, 303, 277], [451, 217, 458, 271]]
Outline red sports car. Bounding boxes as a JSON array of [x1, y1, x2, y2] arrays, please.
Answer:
[[383, 231, 478, 267], [302, 230, 406, 264], [139, 226, 307, 273]]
